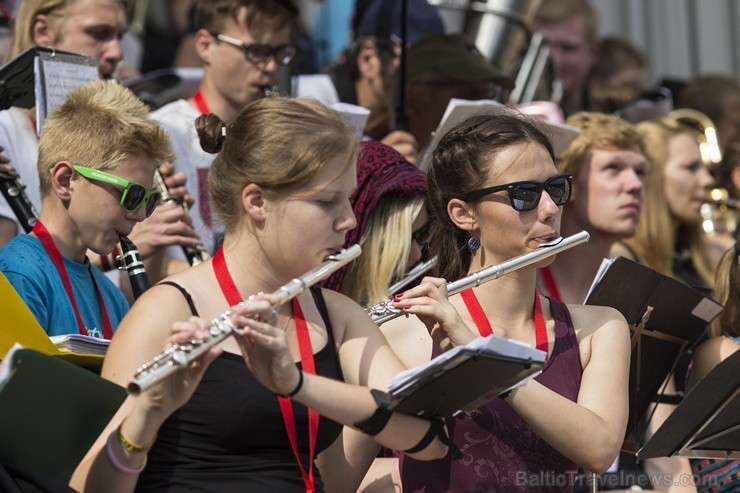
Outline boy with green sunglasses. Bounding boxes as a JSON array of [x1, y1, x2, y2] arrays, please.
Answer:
[[71, 165, 162, 218], [0, 80, 174, 338]]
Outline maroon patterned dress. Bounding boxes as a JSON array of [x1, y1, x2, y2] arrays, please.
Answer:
[[400, 298, 583, 493]]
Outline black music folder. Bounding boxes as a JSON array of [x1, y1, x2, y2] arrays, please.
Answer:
[[584, 256, 723, 447], [637, 350, 739, 460], [0, 46, 97, 131], [0, 347, 126, 483], [387, 335, 546, 418], [123, 67, 203, 110], [0, 46, 41, 110]]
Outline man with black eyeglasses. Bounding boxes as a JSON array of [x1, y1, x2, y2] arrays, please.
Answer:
[[151, 0, 298, 254]]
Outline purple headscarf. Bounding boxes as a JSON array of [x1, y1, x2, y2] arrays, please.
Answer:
[[322, 140, 427, 292]]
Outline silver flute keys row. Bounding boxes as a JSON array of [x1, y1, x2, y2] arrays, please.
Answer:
[[127, 245, 362, 395], [367, 230, 591, 325], [152, 170, 211, 266], [388, 256, 438, 295]]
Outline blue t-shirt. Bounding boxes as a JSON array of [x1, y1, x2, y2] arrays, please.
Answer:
[[0, 235, 129, 337]]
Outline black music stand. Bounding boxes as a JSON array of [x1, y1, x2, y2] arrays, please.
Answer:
[[0, 46, 49, 110], [123, 67, 203, 110], [585, 257, 723, 451], [637, 350, 739, 460], [0, 46, 93, 111], [387, 335, 546, 418], [0, 348, 126, 483]]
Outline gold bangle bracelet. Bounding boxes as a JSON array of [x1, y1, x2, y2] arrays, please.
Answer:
[[116, 419, 157, 454]]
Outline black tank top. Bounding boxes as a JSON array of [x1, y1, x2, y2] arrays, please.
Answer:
[[136, 286, 344, 492]]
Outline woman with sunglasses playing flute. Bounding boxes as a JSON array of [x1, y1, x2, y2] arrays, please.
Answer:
[[381, 111, 631, 492], [0, 80, 172, 339]]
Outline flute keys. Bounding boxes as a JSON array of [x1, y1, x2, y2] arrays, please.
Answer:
[[366, 300, 401, 319], [172, 350, 189, 367]]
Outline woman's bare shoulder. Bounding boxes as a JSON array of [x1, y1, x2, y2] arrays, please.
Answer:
[[609, 241, 637, 261], [566, 303, 628, 334], [689, 336, 740, 389]]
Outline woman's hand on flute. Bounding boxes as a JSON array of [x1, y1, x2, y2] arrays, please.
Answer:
[[392, 277, 477, 349], [231, 294, 301, 397], [139, 317, 223, 416]]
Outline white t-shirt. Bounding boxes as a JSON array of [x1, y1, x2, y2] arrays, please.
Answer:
[[150, 99, 221, 253]]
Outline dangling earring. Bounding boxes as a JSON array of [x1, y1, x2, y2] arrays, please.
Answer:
[[468, 236, 481, 252]]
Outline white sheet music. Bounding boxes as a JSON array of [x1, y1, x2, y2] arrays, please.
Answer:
[[583, 257, 617, 304], [33, 51, 98, 133], [49, 335, 109, 355], [388, 334, 545, 393], [330, 102, 370, 141], [417, 98, 508, 171], [0, 343, 23, 392]]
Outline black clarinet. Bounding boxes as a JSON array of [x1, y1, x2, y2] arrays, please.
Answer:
[[152, 170, 210, 266], [118, 235, 151, 299], [0, 168, 39, 233]]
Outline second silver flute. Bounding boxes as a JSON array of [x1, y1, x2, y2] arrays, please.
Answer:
[[128, 244, 362, 395], [368, 230, 590, 325]]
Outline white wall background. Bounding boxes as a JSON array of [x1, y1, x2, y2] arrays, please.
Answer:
[[296, 0, 740, 87], [591, 0, 740, 86]]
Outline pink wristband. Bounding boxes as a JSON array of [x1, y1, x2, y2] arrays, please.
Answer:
[[105, 430, 147, 474]]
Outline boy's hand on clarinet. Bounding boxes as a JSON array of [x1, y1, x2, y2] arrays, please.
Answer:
[[0, 146, 13, 173], [392, 277, 476, 349], [128, 203, 201, 257], [231, 294, 301, 396], [158, 162, 194, 208]]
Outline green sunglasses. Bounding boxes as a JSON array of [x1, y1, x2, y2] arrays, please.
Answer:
[[71, 165, 161, 217]]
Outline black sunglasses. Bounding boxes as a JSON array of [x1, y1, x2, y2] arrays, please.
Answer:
[[458, 174, 573, 212], [212, 32, 298, 66], [411, 219, 433, 246]]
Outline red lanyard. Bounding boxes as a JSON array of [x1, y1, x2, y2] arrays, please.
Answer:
[[212, 247, 319, 492], [28, 114, 38, 137], [192, 90, 210, 114], [31, 221, 113, 339], [540, 266, 562, 302], [460, 289, 549, 358]]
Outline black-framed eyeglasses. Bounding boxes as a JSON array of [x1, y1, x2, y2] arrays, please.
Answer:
[[212, 32, 298, 66], [458, 174, 573, 212]]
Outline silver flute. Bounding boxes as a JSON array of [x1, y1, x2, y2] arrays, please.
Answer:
[[153, 170, 211, 266], [388, 256, 438, 295], [127, 244, 362, 395], [368, 230, 590, 325]]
